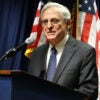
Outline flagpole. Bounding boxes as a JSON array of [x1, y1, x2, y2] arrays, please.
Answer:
[[76, 0, 79, 40]]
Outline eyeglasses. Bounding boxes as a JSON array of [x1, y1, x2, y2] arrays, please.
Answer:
[[41, 18, 64, 26]]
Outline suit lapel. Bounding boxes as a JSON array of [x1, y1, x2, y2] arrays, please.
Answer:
[[53, 36, 76, 82], [40, 44, 49, 78]]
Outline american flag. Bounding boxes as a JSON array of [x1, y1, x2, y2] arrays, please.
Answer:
[[25, 0, 46, 58], [77, 0, 100, 99]]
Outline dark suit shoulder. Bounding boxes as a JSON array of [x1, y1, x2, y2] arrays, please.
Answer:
[[32, 43, 49, 54], [68, 36, 95, 53]]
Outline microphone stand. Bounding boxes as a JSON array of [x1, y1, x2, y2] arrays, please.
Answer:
[[0, 34, 36, 62], [0, 48, 17, 61]]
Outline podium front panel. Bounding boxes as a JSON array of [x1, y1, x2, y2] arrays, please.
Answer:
[[0, 77, 12, 100], [12, 72, 84, 100], [0, 70, 84, 100]]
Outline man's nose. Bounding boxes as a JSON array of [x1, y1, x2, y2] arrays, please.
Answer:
[[47, 21, 53, 29]]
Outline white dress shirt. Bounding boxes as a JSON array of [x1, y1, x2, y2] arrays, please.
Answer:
[[46, 34, 69, 70]]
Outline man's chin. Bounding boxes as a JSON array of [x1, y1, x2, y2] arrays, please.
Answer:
[[48, 38, 55, 41], [47, 38, 57, 45]]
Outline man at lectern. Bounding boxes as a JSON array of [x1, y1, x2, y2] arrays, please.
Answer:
[[28, 2, 98, 100]]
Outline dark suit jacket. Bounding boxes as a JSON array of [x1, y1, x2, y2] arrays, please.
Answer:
[[28, 36, 98, 100]]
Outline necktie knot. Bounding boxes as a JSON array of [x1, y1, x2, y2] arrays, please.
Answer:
[[51, 47, 57, 54]]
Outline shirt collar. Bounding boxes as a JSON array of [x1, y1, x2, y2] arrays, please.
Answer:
[[49, 33, 69, 52]]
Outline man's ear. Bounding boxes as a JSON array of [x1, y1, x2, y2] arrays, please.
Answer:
[[66, 19, 71, 29]]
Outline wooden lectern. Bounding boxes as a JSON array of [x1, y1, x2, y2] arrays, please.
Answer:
[[0, 70, 84, 100]]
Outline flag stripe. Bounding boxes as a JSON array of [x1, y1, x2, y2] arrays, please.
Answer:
[[81, 13, 93, 43], [88, 15, 96, 47]]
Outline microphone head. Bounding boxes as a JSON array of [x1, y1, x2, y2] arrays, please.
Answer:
[[25, 33, 37, 44]]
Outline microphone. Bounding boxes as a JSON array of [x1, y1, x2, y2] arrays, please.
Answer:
[[0, 34, 36, 61]]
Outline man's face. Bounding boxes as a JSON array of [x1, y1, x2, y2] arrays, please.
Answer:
[[41, 7, 68, 45]]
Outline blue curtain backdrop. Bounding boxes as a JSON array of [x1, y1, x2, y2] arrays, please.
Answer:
[[0, 0, 40, 70], [0, 0, 99, 71], [0, 0, 47, 71]]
